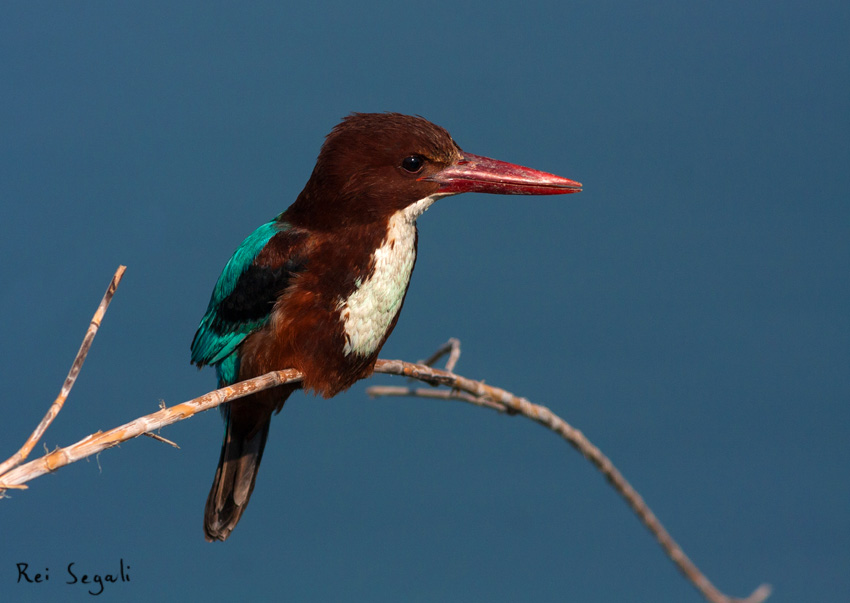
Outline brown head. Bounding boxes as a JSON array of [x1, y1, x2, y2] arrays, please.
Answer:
[[285, 112, 581, 229]]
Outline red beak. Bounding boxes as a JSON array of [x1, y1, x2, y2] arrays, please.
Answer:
[[426, 152, 582, 196]]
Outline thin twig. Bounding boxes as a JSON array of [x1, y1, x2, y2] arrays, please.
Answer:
[[0, 266, 126, 480], [366, 384, 508, 412], [419, 338, 461, 372], [143, 432, 181, 449]]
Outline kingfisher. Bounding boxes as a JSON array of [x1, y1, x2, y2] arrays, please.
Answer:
[[191, 112, 581, 541]]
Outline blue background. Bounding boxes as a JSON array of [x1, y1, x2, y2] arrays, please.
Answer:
[[2, 2, 848, 601]]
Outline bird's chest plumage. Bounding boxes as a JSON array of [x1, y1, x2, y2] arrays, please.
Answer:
[[336, 210, 417, 357]]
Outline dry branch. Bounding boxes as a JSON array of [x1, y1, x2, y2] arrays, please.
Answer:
[[0, 369, 302, 489], [366, 363, 772, 603], [0, 268, 770, 603]]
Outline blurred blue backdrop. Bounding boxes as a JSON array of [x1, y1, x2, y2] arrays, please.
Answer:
[[2, 2, 848, 601]]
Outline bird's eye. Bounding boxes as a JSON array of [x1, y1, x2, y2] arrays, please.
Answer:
[[401, 155, 424, 173]]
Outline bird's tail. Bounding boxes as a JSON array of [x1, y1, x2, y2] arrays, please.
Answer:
[[203, 402, 272, 542]]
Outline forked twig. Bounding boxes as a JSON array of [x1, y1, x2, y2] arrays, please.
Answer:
[[418, 337, 461, 373], [0, 266, 126, 481]]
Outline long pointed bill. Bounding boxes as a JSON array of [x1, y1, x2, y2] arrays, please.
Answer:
[[425, 152, 582, 196]]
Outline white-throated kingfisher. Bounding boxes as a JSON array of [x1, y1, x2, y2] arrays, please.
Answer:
[[191, 112, 581, 541]]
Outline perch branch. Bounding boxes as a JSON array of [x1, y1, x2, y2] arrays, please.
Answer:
[[0, 369, 302, 490]]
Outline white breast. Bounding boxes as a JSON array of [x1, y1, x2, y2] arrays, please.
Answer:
[[338, 195, 442, 357]]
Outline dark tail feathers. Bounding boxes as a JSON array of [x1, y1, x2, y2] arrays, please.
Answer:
[[203, 404, 271, 542]]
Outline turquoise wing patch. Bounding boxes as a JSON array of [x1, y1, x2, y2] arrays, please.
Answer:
[[190, 220, 285, 376]]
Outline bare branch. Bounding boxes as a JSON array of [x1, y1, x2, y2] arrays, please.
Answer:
[[0, 369, 303, 490], [0, 266, 126, 479], [369, 360, 772, 603]]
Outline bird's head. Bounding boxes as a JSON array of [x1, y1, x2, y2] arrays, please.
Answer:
[[288, 112, 581, 229]]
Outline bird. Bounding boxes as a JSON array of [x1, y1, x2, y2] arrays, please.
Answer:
[[191, 112, 581, 541]]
